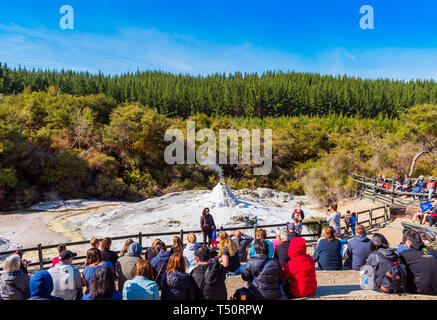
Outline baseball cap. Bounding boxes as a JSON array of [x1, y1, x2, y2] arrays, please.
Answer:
[[59, 250, 77, 261]]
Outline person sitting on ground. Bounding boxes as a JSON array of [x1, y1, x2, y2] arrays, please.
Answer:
[[241, 239, 283, 300], [90, 237, 101, 249], [313, 226, 342, 270], [123, 260, 160, 300], [282, 237, 317, 299], [82, 267, 122, 300], [0, 254, 30, 300], [399, 229, 437, 295], [425, 176, 436, 202], [231, 230, 253, 263], [190, 246, 227, 300], [274, 228, 297, 269], [145, 238, 161, 261], [28, 270, 63, 300], [327, 204, 342, 237], [343, 225, 371, 271], [271, 229, 282, 251], [363, 233, 402, 293], [14, 251, 29, 275], [52, 244, 67, 267], [100, 237, 119, 268], [48, 250, 83, 300], [183, 233, 200, 268], [119, 239, 134, 257], [397, 229, 411, 256], [402, 174, 412, 192], [170, 236, 184, 255], [412, 199, 433, 225], [161, 252, 196, 300], [151, 241, 171, 286], [116, 242, 143, 294], [249, 228, 274, 259], [82, 248, 114, 294], [218, 231, 240, 273]]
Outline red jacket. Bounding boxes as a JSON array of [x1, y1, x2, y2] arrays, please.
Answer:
[[282, 237, 317, 298]]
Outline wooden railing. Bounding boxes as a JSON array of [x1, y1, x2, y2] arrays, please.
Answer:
[[352, 173, 434, 207]]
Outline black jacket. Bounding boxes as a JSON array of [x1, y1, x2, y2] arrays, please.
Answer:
[[101, 250, 119, 267], [241, 254, 283, 300], [400, 243, 437, 295], [161, 270, 196, 300], [190, 259, 227, 300], [365, 248, 399, 290], [274, 232, 298, 268], [234, 235, 253, 262], [200, 214, 216, 232]]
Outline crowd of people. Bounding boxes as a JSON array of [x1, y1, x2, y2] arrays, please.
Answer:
[[1, 203, 437, 301], [378, 173, 436, 202]]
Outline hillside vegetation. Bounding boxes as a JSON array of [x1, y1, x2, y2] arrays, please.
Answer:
[[0, 66, 436, 210]]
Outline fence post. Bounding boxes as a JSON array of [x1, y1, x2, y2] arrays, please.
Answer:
[[384, 205, 388, 222], [220, 226, 224, 233], [317, 220, 322, 238], [138, 232, 142, 246], [369, 209, 373, 227], [180, 229, 184, 243], [254, 224, 258, 239], [37, 244, 44, 270]]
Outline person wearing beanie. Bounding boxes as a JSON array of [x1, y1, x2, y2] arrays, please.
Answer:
[[116, 242, 143, 294], [28, 270, 63, 300]]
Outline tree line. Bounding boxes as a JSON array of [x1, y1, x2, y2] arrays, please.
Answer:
[[2, 63, 437, 118]]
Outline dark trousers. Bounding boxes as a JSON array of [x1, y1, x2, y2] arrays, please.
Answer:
[[203, 229, 213, 247]]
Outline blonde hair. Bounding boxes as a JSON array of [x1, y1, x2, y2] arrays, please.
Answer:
[[218, 231, 239, 257], [3, 254, 21, 272], [187, 233, 197, 243]]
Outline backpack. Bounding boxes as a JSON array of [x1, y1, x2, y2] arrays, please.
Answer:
[[360, 264, 377, 290], [375, 251, 407, 293]]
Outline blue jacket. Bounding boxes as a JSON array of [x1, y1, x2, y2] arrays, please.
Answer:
[[83, 260, 113, 293], [313, 238, 342, 270], [344, 234, 371, 271], [123, 276, 160, 300], [151, 251, 171, 284], [249, 240, 274, 259], [28, 271, 63, 300], [82, 290, 122, 300]]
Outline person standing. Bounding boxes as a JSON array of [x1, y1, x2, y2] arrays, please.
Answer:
[[327, 204, 342, 237], [291, 202, 305, 232], [200, 208, 216, 247]]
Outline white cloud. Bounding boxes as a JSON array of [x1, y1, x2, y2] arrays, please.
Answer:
[[0, 23, 436, 80]]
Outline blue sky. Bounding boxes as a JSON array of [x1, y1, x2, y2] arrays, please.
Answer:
[[0, 0, 437, 79]]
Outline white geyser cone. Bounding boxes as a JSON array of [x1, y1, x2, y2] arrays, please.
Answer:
[[208, 182, 239, 208]]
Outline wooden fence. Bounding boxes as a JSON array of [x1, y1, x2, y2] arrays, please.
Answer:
[[352, 173, 434, 207], [0, 203, 391, 271]]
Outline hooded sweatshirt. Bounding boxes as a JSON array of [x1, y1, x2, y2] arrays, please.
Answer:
[[0, 270, 30, 300], [151, 251, 172, 285], [28, 270, 63, 300], [365, 248, 399, 291], [344, 234, 371, 271], [116, 242, 143, 294], [190, 259, 227, 300], [161, 269, 196, 300], [283, 237, 317, 298], [183, 242, 200, 266]]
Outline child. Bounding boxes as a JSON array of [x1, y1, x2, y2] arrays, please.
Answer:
[[271, 229, 282, 250], [350, 212, 357, 236], [344, 210, 352, 235]]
